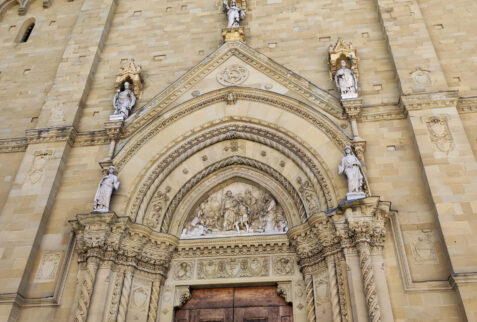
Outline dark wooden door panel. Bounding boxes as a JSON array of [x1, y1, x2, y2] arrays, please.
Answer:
[[174, 286, 293, 322], [181, 288, 234, 310], [234, 306, 278, 322], [175, 308, 233, 322], [234, 286, 287, 307]]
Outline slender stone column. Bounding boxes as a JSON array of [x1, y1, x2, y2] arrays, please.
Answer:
[[116, 268, 134, 322], [104, 268, 125, 322], [356, 242, 381, 322], [326, 256, 341, 322], [147, 277, 163, 322], [73, 258, 100, 322], [304, 273, 316, 322]]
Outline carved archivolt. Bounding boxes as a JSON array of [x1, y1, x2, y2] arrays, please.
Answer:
[[117, 87, 349, 168], [125, 120, 338, 228]]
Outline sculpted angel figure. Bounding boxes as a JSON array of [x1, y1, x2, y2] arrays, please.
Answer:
[[335, 60, 358, 99], [113, 81, 136, 119], [338, 146, 365, 197], [223, 0, 245, 28], [93, 166, 120, 212]]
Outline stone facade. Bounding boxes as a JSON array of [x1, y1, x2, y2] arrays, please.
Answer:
[[0, 0, 476, 321]]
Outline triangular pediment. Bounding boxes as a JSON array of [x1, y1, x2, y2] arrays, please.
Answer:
[[125, 42, 344, 134]]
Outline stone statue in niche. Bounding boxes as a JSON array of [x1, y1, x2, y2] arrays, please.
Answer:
[[335, 60, 358, 99], [181, 182, 287, 238], [93, 165, 120, 212], [113, 81, 136, 119], [223, 0, 245, 28], [339, 146, 366, 200]]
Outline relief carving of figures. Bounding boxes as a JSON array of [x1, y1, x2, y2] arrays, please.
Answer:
[[223, 0, 245, 28], [335, 60, 358, 99], [181, 182, 287, 238], [113, 81, 136, 119], [93, 166, 120, 213], [339, 146, 366, 200], [197, 257, 269, 279], [424, 116, 454, 153]]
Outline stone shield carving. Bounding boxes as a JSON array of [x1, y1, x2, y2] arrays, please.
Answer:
[[216, 64, 249, 86], [424, 116, 454, 153]]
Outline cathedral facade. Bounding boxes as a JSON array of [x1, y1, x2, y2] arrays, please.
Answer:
[[0, 0, 476, 321]]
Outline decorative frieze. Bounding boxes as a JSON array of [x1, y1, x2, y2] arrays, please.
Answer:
[[197, 256, 269, 279]]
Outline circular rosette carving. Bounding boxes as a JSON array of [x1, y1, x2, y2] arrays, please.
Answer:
[[216, 64, 249, 86]]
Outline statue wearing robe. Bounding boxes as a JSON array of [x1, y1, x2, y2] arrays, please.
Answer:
[[93, 166, 120, 212]]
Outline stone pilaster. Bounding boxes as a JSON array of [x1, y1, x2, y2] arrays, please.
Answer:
[[0, 0, 117, 319], [402, 92, 477, 319], [376, 0, 448, 94]]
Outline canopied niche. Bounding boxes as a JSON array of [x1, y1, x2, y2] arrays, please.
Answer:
[[181, 178, 287, 239]]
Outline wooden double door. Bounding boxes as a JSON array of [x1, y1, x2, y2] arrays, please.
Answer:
[[174, 286, 293, 322]]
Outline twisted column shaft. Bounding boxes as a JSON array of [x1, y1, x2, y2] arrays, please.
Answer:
[[326, 256, 342, 322], [117, 268, 134, 322], [106, 269, 125, 322], [304, 273, 316, 322], [357, 241, 381, 322], [147, 278, 162, 322], [73, 259, 99, 322]]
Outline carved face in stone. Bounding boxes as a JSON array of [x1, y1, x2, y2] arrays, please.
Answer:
[[108, 166, 116, 175], [344, 146, 352, 155], [231, 0, 237, 6], [340, 60, 347, 69], [225, 190, 233, 198]]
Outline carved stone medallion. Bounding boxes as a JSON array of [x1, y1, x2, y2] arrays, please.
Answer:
[[273, 256, 295, 276], [181, 181, 288, 239], [216, 64, 249, 86], [173, 261, 193, 280]]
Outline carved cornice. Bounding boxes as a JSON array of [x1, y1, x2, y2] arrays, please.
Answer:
[[401, 91, 459, 112], [457, 96, 477, 113], [25, 126, 78, 146], [0, 137, 28, 153], [175, 234, 292, 258], [70, 212, 179, 276], [360, 104, 406, 122]]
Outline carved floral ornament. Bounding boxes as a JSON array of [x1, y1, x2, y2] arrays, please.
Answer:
[[329, 38, 359, 81], [115, 58, 143, 99]]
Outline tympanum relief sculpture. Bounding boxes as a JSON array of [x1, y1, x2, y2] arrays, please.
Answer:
[[181, 182, 288, 238]]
